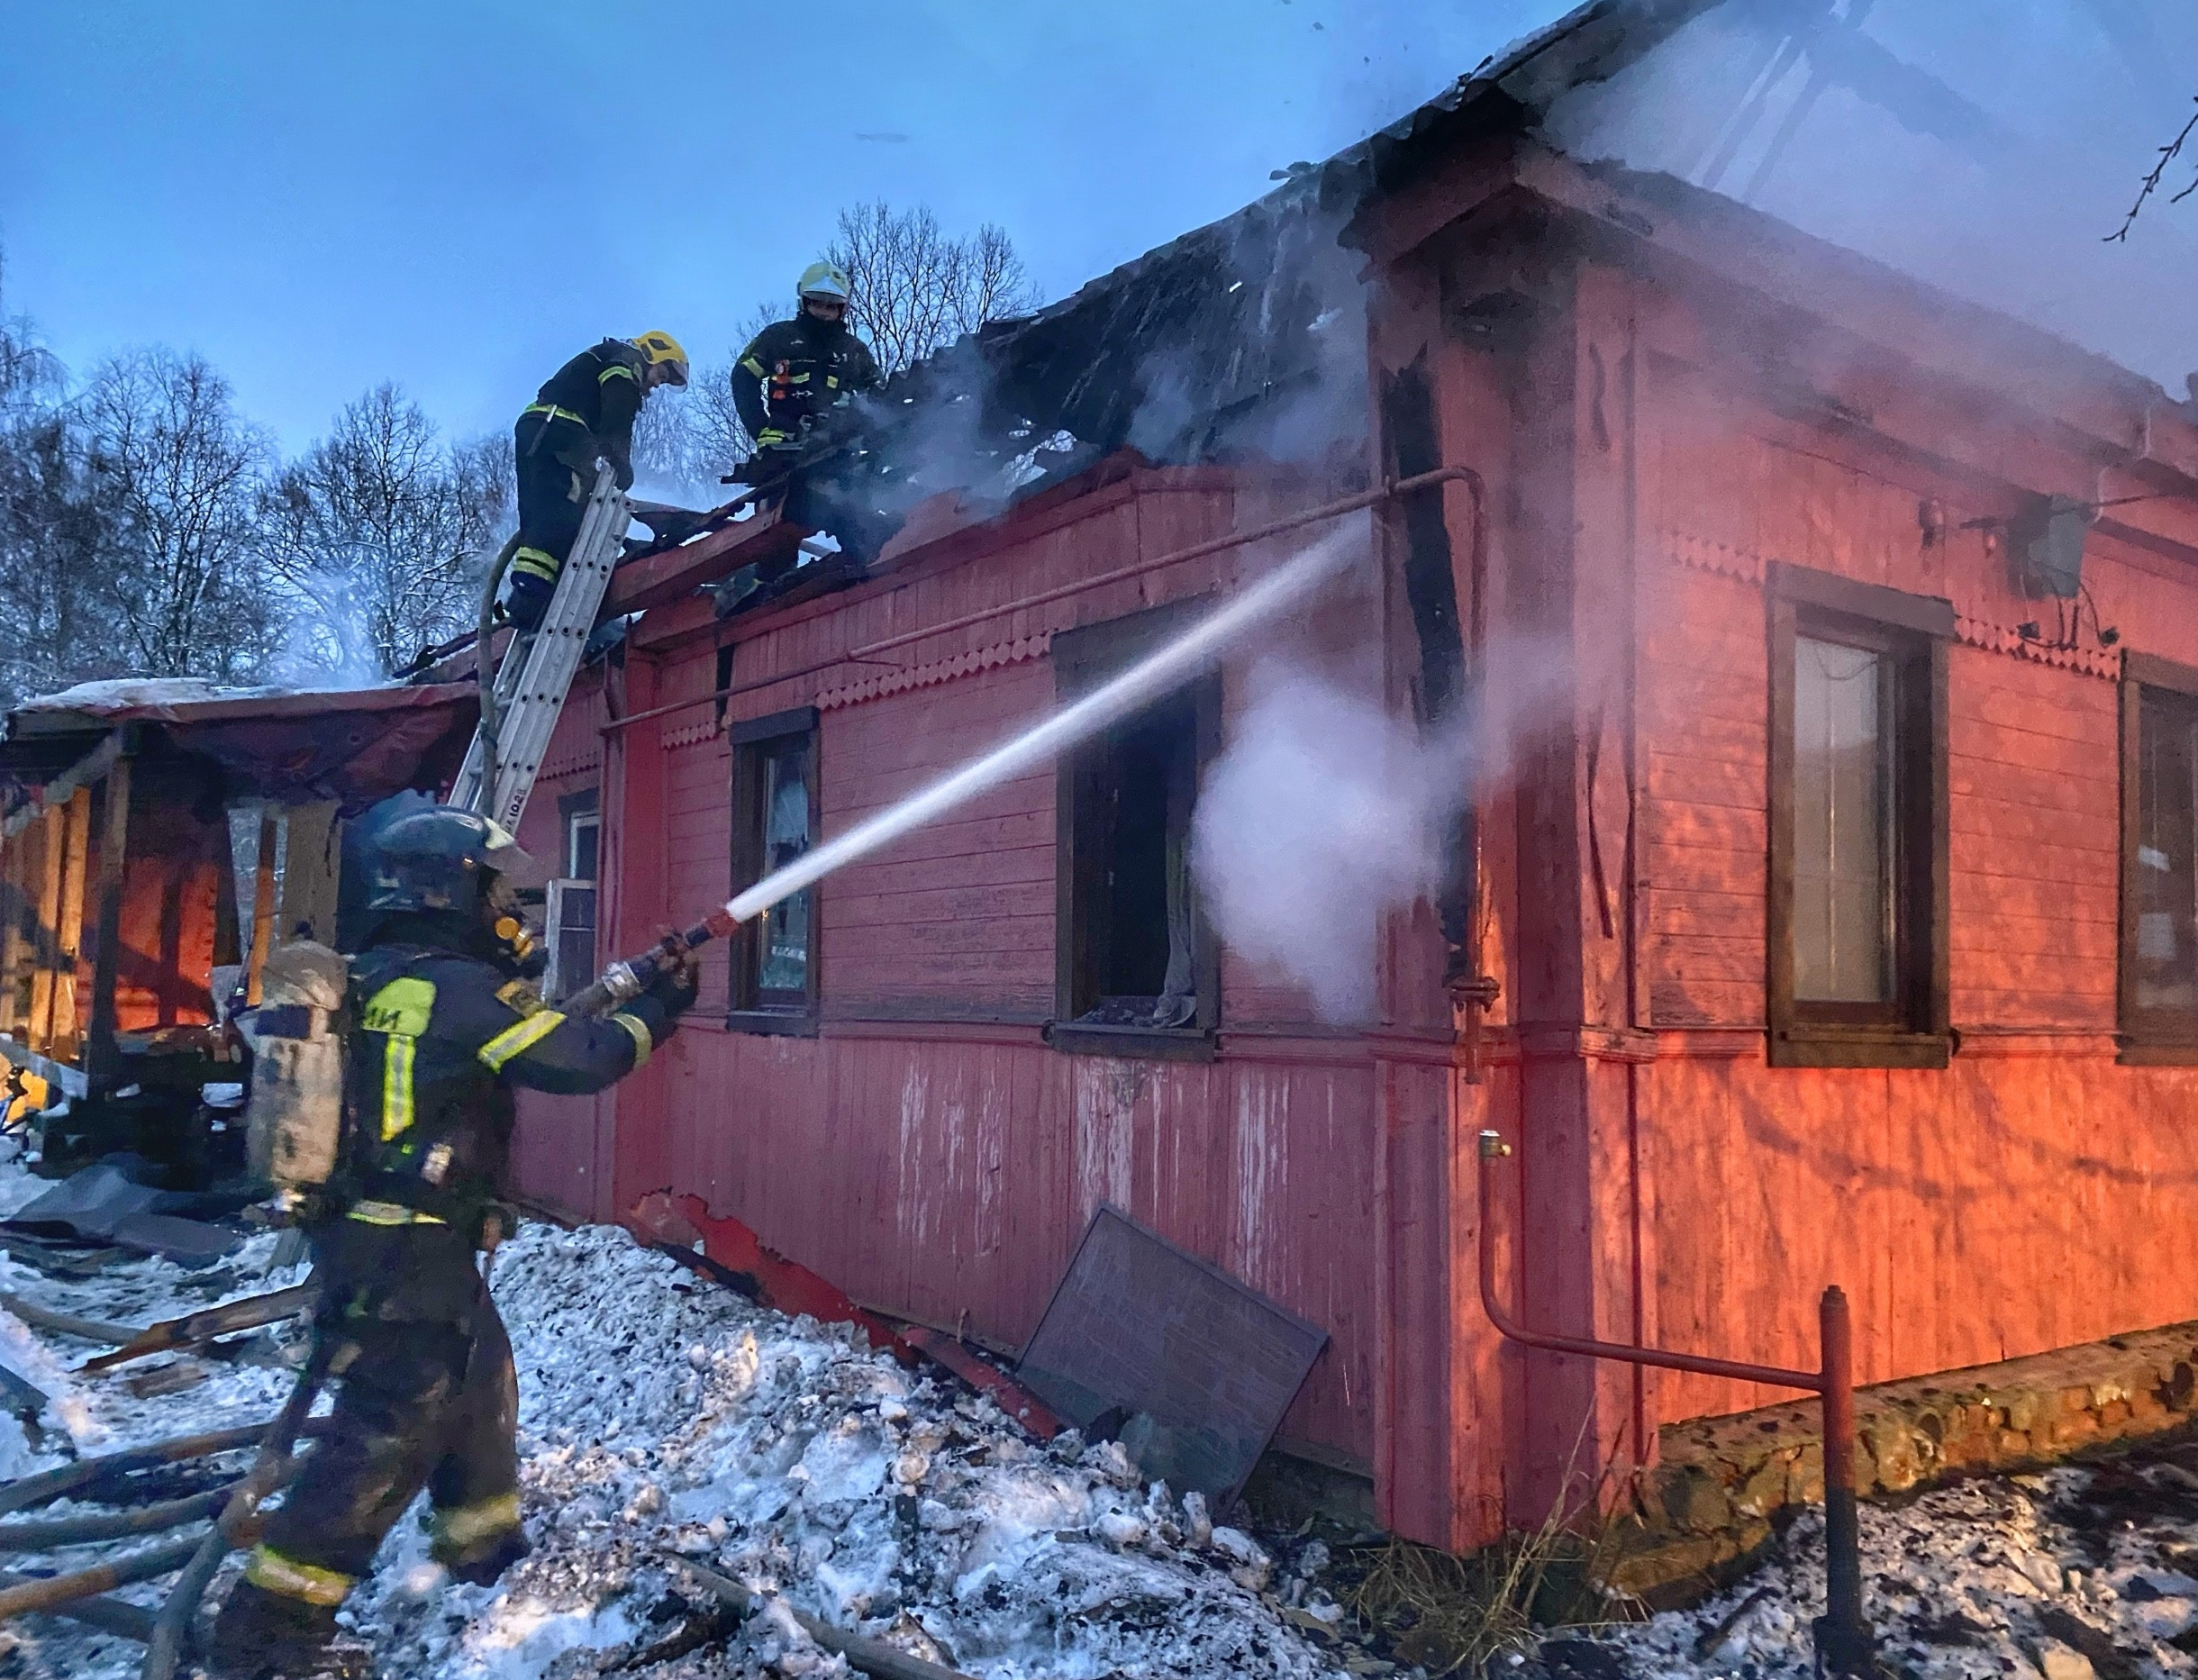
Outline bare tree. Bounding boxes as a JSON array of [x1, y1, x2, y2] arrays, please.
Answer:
[[2111, 96, 2198, 241], [260, 385, 509, 677], [959, 222, 1035, 337], [0, 413, 122, 706], [828, 202, 1039, 377], [77, 348, 274, 682], [631, 304, 777, 494], [0, 252, 120, 704]]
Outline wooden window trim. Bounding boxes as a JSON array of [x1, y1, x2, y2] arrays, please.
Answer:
[[1050, 601, 1222, 1060], [2120, 656, 2198, 1064], [727, 707, 822, 1032], [1766, 566, 1952, 1070]]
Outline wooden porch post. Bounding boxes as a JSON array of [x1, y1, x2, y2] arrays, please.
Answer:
[[84, 751, 132, 1078], [26, 804, 64, 1053], [243, 812, 279, 1006], [0, 828, 27, 1038], [47, 787, 92, 1060]]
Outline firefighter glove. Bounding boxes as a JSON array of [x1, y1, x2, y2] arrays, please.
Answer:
[[649, 947, 701, 1015]]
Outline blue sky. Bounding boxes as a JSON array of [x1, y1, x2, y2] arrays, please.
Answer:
[[0, 1, 1551, 453]]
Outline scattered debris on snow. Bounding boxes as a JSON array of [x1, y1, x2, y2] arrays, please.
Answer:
[[1554, 1458, 2198, 1680], [0, 1177, 1353, 1680]]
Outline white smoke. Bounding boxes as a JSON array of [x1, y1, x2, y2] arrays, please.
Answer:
[[1193, 636, 1580, 1027], [1191, 662, 1458, 1024], [267, 568, 386, 690]]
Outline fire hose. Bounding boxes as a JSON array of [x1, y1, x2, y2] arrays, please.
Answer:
[[558, 500, 1397, 1022]]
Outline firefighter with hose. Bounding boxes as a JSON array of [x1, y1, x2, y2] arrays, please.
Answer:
[[208, 807, 698, 1679]]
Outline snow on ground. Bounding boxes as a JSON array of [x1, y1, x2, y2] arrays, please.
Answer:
[[0, 1160, 1349, 1680], [1565, 1459, 2198, 1679], [8, 1141, 2198, 1680]]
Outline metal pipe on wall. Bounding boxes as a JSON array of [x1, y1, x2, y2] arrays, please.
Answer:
[[600, 467, 1487, 736], [1476, 1130, 1875, 1674]]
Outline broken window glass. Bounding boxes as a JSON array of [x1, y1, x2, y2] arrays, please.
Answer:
[[755, 734, 813, 1003], [1792, 635, 1893, 1004]]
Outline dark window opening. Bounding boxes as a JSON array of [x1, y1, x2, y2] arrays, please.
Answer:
[[1078, 693, 1199, 1027], [1767, 564, 1950, 1068], [1054, 604, 1219, 1054], [2122, 657, 2198, 1058], [729, 707, 820, 1026]]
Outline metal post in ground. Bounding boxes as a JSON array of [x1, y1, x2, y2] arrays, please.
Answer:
[[1474, 1131, 1880, 1672], [1812, 1285, 1877, 1676]]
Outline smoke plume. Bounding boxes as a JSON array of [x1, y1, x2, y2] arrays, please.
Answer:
[[1192, 662, 1454, 1024]]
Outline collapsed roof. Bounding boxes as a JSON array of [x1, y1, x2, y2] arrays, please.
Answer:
[[832, 0, 2192, 513], [0, 680, 477, 818]]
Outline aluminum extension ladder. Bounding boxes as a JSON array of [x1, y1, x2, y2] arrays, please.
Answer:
[[449, 465, 628, 833]]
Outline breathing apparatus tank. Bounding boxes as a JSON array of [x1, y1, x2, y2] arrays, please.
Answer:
[[240, 940, 352, 1208]]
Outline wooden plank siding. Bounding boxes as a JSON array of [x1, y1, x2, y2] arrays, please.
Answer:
[[504, 156, 2198, 1559]]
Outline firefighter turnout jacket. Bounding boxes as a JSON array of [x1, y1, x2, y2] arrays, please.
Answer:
[[731, 313, 882, 446], [508, 338, 652, 609], [520, 338, 649, 478], [342, 935, 677, 1238]]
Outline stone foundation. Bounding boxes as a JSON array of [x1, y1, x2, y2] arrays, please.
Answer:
[[1608, 1321, 2198, 1606]]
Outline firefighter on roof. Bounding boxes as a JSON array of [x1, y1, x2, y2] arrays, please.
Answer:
[[505, 331, 689, 632], [208, 806, 698, 1680], [730, 262, 881, 451]]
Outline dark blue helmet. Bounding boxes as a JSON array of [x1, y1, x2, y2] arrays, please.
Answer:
[[365, 807, 531, 918]]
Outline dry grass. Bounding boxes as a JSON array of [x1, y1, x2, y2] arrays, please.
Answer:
[[1345, 1503, 1621, 1675], [1341, 1427, 1643, 1675]]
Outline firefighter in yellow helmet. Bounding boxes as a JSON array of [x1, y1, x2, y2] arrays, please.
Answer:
[[504, 331, 689, 632], [730, 264, 880, 451]]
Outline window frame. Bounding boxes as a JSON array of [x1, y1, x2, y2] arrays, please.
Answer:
[[1765, 562, 1952, 1069], [540, 790, 600, 1005], [2119, 650, 2198, 1064], [727, 705, 822, 1035], [1049, 601, 1222, 1062]]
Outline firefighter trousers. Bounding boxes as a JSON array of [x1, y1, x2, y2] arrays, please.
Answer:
[[509, 413, 591, 631], [245, 1224, 522, 1603]]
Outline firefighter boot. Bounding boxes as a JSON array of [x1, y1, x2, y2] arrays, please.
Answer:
[[431, 1492, 530, 1586], [443, 1523, 530, 1587], [204, 1579, 374, 1680]]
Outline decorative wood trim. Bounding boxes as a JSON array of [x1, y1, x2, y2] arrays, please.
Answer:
[[814, 634, 1051, 712], [537, 752, 605, 782], [1953, 614, 2121, 680], [1661, 530, 2120, 680], [663, 722, 719, 751]]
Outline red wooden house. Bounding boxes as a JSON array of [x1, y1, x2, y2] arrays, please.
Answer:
[[508, 3, 2198, 1553]]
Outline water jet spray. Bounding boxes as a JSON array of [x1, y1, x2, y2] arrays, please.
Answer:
[[561, 523, 1365, 1019]]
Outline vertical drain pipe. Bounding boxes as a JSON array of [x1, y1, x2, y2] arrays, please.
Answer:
[[1476, 1131, 1875, 1673]]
